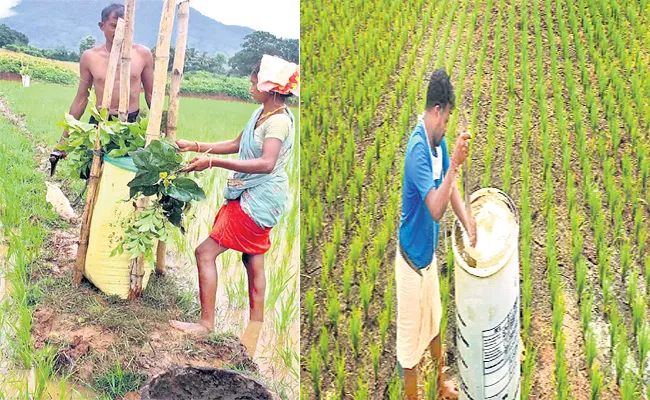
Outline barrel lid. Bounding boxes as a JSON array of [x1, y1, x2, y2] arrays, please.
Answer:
[[452, 188, 519, 277], [103, 154, 138, 173]]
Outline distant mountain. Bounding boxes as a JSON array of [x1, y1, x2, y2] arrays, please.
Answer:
[[0, 0, 255, 57]]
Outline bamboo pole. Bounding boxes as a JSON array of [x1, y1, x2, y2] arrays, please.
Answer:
[[166, 0, 190, 140], [74, 19, 126, 285], [118, 0, 136, 122], [145, 0, 176, 144], [155, 0, 191, 275], [128, 0, 176, 298]]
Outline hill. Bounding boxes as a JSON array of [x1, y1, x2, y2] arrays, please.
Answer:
[[0, 0, 254, 57]]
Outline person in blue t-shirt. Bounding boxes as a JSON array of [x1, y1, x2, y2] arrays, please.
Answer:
[[396, 69, 476, 400]]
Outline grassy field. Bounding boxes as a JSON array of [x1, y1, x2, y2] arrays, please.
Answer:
[[0, 80, 299, 399], [301, 0, 650, 398]]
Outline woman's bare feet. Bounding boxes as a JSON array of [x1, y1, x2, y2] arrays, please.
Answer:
[[169, 320, 212, 334], [439, 380, 459, 400]]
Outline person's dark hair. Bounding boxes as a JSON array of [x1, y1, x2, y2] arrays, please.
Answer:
[[425, 68, 455, 111], [101, 3, 125, 23], [250, 61, 293, 100]]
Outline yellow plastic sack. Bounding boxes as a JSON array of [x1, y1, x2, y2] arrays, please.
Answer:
[[85, 157, 154, 299]]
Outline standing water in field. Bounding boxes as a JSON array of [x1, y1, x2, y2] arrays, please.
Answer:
[[452, 188, 520, 400]]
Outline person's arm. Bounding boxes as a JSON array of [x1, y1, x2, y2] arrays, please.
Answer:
[[423, 164, 458, 222], [176, 131, 243, 155], [140, 47, 154, 109], [451, 185, 477, 246], [422, 132, 471, 222], [179, 137, 281, 174], [58, 51, 93, 145]]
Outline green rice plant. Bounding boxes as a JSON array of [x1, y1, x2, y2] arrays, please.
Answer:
[[609, 304, 620, 349], [386, 367, 403, 400], [638, 226, 647, 259], [620, 372, 637, 400], [552, 293, 565, 342], [370, 341, 380, 381], [614, 326, 628, 384], [379, 308, 390, 348], [627, 271, 638, 307], [277, 337, 299, 381], [367, 257, 379, 283], [342, 262, 353, 302], [620, 239, 632, 280], [349, 307, 362, 359], [521, 344, 537, 399], [349, 237, 363, 270], [639, 322, 650, 377], [585, 328, 597, 370], [589, 364, 603, 400], [305, 287, 315, 329], [334, 346, 346, 397], [319, 326, 329, 368], [359, 276, 372, 320], [576, 258, 587, 300], [321, 243, 336, 287], [309, 345, 321, 398], [224, 272, 248, 309], [94, 356, 147, 398], [572, 229, 583, 267], [265, 264, 292, 314], [632, 293, 646, 336], [31, 345, 57, 400], [327, 286, 341, 330], [645, 256, 650, 295], [580, 292, 593, 335], [354, 369, 369, 400], [424, 364, 439, 400]]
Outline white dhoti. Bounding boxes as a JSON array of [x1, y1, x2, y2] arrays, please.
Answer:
[[395, 246, 442, 369]]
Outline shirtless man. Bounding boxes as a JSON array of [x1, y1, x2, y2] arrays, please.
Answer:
[[51, 3, 153, 161]]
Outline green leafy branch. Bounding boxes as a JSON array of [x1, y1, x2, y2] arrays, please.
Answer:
[[111, 139, 206, 261], [56, 97, 147, 179]]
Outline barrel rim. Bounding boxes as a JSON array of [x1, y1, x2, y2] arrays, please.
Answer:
[[452, 188, 519, 278]]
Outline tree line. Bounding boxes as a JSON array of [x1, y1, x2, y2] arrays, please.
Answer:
[[1, 24, 299, 77]]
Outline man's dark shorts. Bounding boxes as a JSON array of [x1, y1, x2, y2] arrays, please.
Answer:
[[89, 109, 139, 125]]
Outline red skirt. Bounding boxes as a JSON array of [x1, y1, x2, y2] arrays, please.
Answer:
[[209, 199, 272, 254]]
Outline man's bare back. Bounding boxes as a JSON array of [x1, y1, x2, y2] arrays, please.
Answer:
[[83, 43, 153, 113]]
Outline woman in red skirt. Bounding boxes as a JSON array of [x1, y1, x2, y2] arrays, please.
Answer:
[[169, 55, 298, 354]]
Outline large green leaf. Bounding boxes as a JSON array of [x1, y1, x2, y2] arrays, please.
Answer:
[[130, 148, 154, 170], [146, 140, 181, 171], [165, 177, 206, 202], [64, 113, 95, 132], [128, 171, 160, 187], [129, 184, 159, 199]]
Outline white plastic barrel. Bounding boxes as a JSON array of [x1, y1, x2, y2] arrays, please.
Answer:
[[452, 188, 520, 400], [21, 75, 30, 87]]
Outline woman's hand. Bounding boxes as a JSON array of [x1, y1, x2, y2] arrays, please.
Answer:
[[179, 156, 213, 172], [176, 139, 196, 152]]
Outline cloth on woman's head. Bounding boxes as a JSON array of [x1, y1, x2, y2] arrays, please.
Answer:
[[256, 54, 299, 97]]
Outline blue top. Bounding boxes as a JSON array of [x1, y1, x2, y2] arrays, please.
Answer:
[[398, 120, 450, 268]]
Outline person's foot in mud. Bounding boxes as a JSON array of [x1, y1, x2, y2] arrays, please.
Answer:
[[440, 380, 459, 400], [169, 320, 212, 334]]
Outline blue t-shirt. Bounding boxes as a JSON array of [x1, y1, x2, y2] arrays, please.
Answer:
[[398, 121, 450, 268]]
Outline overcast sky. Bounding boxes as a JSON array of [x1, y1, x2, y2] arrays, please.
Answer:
[[0, 0, 300, 39]]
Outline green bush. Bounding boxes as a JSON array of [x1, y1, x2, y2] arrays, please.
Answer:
[[176, 71, 252, 100]]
